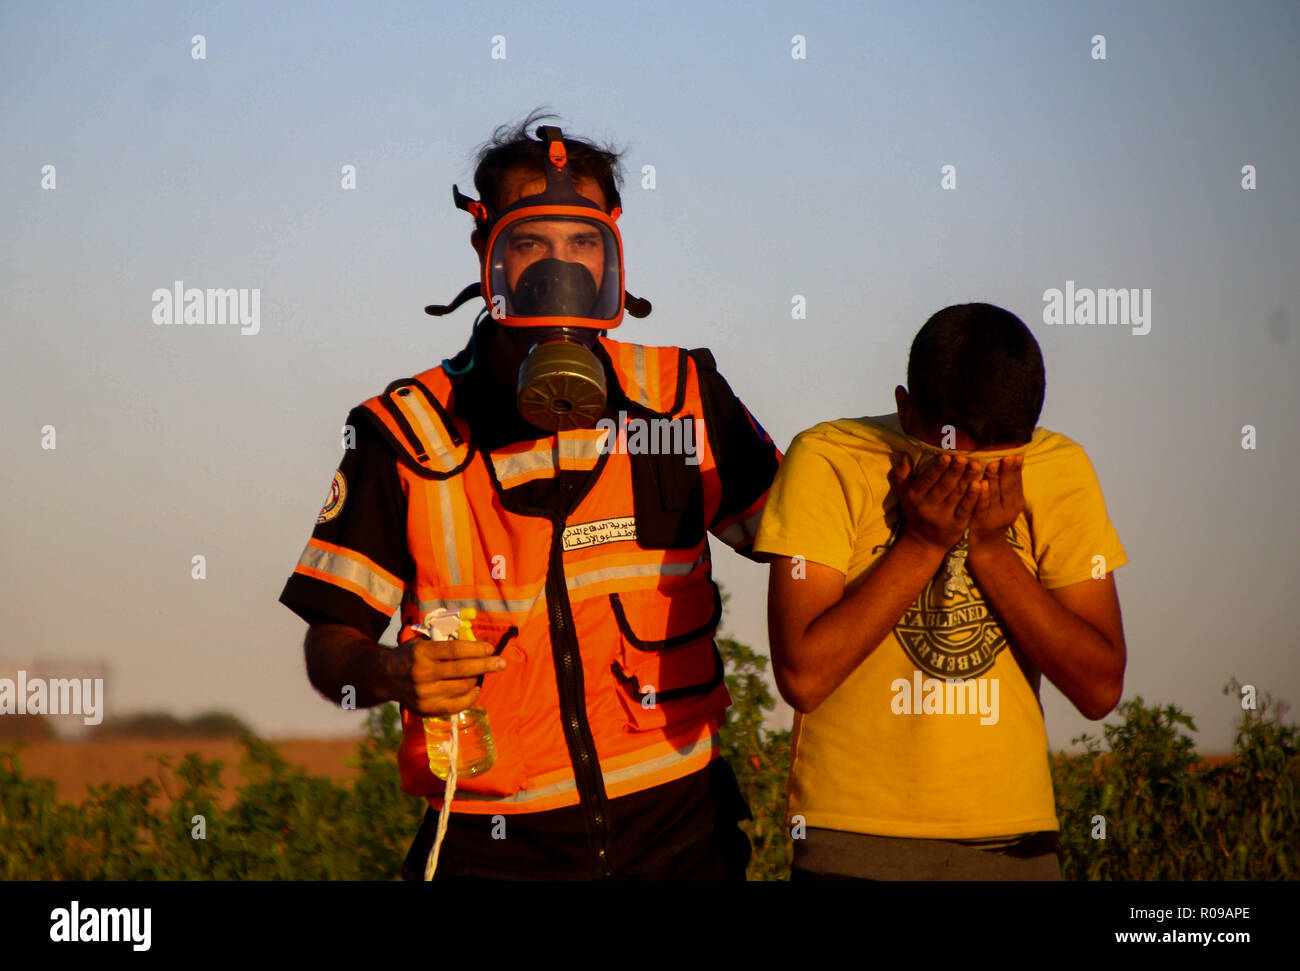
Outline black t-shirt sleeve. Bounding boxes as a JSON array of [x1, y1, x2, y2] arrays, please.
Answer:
[[278, 417, 412, 642], [690, 348, 783, 559]]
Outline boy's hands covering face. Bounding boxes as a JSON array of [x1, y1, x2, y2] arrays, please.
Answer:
[[888, 453, 983, 554], [968, 455, 1025, 551]]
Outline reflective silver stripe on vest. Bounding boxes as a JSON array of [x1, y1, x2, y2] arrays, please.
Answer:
[[436, 479, 462, 586], [399, 388, 456, 470], [557, 435, 605, 460], [601, 730, 718, 790], [416, 593, 543, 616], [714, 506, 766, 549], [452, 774, 577, 804], [491, 449, 553, 483], [450, 731, 718, 805], [564, 552, 707, 592], [631, 345, 652, 407], [492, 436, 605, 483], [298, 545, 403, 610]]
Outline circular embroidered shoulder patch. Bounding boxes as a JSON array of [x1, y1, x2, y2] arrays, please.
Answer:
[[317, 470, 347, 524]]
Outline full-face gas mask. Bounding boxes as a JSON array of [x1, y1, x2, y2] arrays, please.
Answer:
[[425, 125, 652, 431]]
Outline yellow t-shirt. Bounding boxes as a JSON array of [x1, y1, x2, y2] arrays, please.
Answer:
[[753, 414, 1127, 839]]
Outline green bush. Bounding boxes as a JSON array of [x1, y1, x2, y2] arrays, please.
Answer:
[[718, 632, 792, 881], [1053, 680, 1299, 879], [0, 706, 425, 881]]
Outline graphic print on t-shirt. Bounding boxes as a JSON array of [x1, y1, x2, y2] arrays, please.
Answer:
[[875, 516, 1024, 679]]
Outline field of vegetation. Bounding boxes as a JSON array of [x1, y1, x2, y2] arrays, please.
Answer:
[[2, 632, 1294, 880]]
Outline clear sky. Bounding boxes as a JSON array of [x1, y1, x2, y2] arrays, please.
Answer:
[[2, 1, 1297, 751]]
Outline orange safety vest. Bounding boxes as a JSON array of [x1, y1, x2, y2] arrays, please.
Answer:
[[354, 337, 732, 816]]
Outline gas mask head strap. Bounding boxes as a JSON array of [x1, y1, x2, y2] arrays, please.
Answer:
[[497, 126, 608, 219]]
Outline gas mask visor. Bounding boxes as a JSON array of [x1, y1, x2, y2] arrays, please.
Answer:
[[485, 210, 623, 328]]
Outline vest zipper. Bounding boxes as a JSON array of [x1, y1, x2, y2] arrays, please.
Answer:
[[546, 519, 614, 878]]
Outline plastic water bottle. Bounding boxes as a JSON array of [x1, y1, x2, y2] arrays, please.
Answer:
[[410, 608, 497, 780]]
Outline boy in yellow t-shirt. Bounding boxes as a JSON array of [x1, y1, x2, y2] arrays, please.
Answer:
[[753, 302, 1127, 880]]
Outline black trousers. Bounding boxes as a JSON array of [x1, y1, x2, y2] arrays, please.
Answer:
[[401, 759, 753, 882]]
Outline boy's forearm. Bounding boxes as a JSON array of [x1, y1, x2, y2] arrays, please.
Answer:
[[965, 540, 1122, 719], [787, 535, 947, 712]]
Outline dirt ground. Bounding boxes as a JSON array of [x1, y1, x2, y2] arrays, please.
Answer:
[[3, 736, 365, 808]]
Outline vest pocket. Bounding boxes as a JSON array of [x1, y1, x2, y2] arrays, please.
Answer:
[[607, 582, 730, 731], [455, 622, 527, 797], [629, 434, 705, 549]]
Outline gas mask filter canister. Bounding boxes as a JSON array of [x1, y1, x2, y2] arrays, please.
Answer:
[[514, 326, 607, 431]]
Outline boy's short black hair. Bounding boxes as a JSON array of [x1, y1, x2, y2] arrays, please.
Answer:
[[473, 108, 624, 215], [906, 303, 1046, 448]]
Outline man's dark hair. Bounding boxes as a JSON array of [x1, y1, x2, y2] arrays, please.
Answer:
[[473, 108, 624, 215], [906, 303, 1046, 448]]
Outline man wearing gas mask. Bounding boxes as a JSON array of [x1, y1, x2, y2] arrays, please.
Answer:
[[279, 115, 782, 880]]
